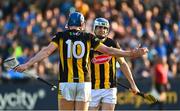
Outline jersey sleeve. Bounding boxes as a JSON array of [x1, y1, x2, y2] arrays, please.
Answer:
[[90, 34, 102, 50], [111, 39, 118, 48], [51, 32, 61, 47]]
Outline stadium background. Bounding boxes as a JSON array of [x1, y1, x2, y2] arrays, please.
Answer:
[[0, 0, 179, 110]]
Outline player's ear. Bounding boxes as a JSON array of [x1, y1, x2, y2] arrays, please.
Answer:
[[80, 22, 86, 30]]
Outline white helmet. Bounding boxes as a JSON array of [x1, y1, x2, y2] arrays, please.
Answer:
[[93, 18, 110, 36]]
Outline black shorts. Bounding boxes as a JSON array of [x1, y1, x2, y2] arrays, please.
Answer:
[[155, 83, 167, 93]]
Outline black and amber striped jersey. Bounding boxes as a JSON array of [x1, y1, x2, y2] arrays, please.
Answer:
[[51, 30, 101, 83], [90, 37, 117, 89]]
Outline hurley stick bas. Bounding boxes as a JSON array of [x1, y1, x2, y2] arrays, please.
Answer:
[[3, 57, 57, 91], [117, 82, 159, 104]]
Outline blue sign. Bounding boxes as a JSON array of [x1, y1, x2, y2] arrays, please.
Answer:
[[0, 78, 179, 110], [0, 81, 58, 110]]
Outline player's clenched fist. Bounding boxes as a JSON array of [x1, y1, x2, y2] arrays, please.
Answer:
[[130, 47, 149, 58]]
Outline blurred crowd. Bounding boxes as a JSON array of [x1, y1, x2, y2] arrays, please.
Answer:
[[0, 0, 180, 81]]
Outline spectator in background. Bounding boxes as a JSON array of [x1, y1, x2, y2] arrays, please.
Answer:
[[0, 57, 2, 76], [152, 55, 170, 109], [75, 0, 89, 16], [173, 39, 180, 76], [12, 40, 23, 58], [168, 53, 177, 78]]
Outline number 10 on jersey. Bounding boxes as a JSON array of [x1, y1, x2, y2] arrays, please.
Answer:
[[66, 39, 85, 59]]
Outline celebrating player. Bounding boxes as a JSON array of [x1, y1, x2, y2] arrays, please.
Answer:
[[89, 18, 140, 111]]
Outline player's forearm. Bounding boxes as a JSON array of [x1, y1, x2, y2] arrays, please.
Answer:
[[111, 47, 132, 57], [26, 47, 51, 67], [99, 46, 132, 57], [119, 61, 137, 87], [97, 43, 148, 58]]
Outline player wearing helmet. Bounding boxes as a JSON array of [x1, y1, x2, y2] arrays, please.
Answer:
[[14, 12, 148, 110], [89, 18, 140, 111]]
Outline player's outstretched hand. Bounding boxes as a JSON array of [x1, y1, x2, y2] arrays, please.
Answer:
[[14, 63, 29, 72], [129, 85, 140, 95], [131, 47, 148, 58]]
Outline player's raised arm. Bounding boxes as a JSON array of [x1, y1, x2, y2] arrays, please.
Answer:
[[96, 43, 148, 58], [14, 42, 57, 72]]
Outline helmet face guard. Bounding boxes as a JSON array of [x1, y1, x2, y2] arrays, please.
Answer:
[[93, 18, 110, 36], [67, 12, 85, 27]]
